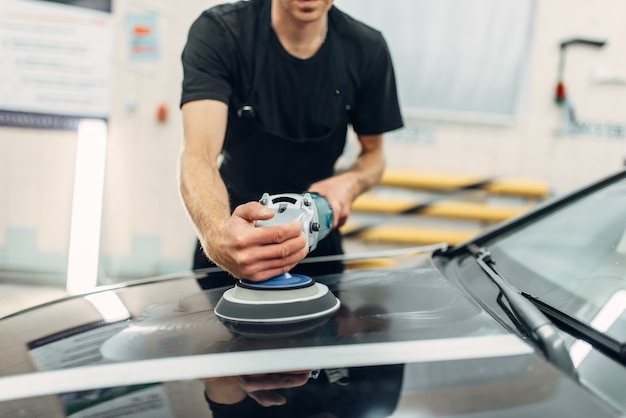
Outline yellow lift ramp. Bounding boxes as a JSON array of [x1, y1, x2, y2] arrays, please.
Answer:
[[341, 224, 479, 246], [351, 194, 532, 223], [380, 169, 550, 201], [343, 170, 550, 246]]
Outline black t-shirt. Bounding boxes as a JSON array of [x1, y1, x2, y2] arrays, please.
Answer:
[[180, 0, 403, 137], [259, 30, 335, 140], [182, 0, 403, 270]]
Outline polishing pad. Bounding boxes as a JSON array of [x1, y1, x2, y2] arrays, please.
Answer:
[[238, 272, 313, 290], [214, 274, 340, 336]]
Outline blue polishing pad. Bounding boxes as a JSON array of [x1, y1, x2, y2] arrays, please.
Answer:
[[239, 272, 313, 290]]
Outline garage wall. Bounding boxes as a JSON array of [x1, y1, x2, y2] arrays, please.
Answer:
[[0, 0, 218, 284], [97, 0, 214, 282], [383, 0, 626, 192], [1, 0, 625, 285]]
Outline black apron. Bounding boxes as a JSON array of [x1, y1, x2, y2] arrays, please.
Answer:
[[194, 2, 350, 278]]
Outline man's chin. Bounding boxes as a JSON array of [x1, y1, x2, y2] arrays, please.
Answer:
[[291, 11, 322, 23], [295, 6, 320, 16]]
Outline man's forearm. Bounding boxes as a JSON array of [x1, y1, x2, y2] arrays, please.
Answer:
[[338, 133, 385, 203], [179, 149, 230, 252], [345, 144, 385, 199]]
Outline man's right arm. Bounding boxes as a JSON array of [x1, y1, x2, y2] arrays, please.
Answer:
[[180, 99, 231, 246], [179, 100, 308, 281]]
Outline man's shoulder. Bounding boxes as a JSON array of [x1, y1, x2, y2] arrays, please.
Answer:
[[189, 0, 264, 56], [198, 0, 263, 29], [331, 6, 385, 47]]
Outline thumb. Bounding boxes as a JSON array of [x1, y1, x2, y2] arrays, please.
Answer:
[[248, 390, 286, 407], [233, 201, 275, 222]]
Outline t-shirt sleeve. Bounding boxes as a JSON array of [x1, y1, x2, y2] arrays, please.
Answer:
[[350, 35, 404, 135], [180, 13, 233, 107]]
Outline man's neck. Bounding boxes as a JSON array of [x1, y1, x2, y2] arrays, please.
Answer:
[[271, 2, 328, 59]]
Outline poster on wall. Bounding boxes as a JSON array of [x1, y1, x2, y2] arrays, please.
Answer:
[[0, 0, 114, 130], [126, 12, 160, 63]]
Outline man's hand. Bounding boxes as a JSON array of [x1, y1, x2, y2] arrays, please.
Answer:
[[309, 134, 385, 228], [309, 174, 357, 228], [203, 371, 310, 407], [204, 202, 308, 282]]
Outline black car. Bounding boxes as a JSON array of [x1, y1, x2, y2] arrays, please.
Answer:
[[1, 169, 625, 417]]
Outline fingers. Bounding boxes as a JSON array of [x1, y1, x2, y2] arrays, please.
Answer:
[[238, 372, 310, 392], [307, 185, 352, 229], [232, 205, 304, 247], [209, 202, 309, 281], [202, 372, 310, 407], [325, 195, 349, 228], [229, 247, 307, 281], [229, 222, 308, 281], [238, 372, 310, 406], [247, 390, 286, 407]]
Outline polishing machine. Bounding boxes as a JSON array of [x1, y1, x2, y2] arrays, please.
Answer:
[[214, 192, 341, 335]]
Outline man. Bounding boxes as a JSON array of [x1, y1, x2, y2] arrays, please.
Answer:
[[179, 0, 403, 282]]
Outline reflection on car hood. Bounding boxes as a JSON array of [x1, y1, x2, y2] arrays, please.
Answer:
[[0, 266, 621, 417], [96, 267, 527, 368]]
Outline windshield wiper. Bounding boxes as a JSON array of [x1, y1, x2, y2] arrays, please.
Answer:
[[467, 245, 578, 380], [522, 292, 626, 366]]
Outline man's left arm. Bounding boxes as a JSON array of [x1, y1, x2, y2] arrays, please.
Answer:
[[308, 30, 401, 229], [308, 133, 384, 228]]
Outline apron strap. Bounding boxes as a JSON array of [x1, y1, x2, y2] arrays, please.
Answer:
[[240, 3, 350, 119], [328, 8, 350, 112], [238, 0, 271, 118]]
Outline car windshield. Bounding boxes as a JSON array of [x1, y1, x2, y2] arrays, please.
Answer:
[[489, 176, 626, 346]]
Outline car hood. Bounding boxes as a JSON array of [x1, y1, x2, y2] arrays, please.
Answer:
[[0, 264, 620, 417]]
